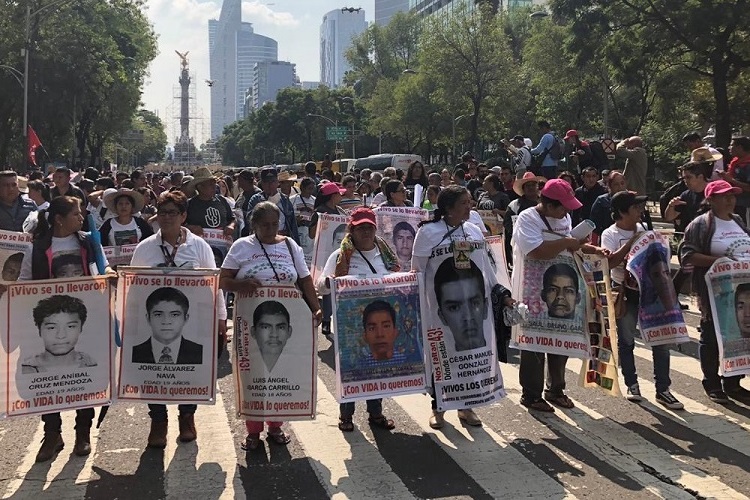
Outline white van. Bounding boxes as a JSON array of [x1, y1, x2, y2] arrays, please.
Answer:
[[350, 154, 422, 173]]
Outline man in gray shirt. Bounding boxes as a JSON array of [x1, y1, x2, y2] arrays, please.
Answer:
[[0, 171, 36, 232]]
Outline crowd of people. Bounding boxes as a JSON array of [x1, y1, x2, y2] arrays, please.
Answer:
[[2, 121, 750, 463]]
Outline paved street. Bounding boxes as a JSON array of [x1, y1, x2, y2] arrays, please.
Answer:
[[0, 305, 749, 499]]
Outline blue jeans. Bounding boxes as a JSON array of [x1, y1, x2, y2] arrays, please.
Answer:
[[616, 289, 671, 392], [322, 294, 332, 330], [340, 399, 382, 418], [148, 404, 197, 422]]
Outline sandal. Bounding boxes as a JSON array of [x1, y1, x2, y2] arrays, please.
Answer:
[[545, 394, 575, 409], [338, 417, 354, 432], [241, 433, 262, 451], [521, 398, 555, 413], [267, 428, 291, 445], [368, 414, 396, 430]]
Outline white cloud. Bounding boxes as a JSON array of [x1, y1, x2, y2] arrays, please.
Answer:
[[241, 1, 299, 27]]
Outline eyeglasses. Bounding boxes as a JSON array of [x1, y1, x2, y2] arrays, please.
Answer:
[[157, 209, 181, 217], [394, 189, 406, 194]]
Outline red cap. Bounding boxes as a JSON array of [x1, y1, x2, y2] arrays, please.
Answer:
[[563, 129, 579, 140], [541, 178, 583, 210], [319, 182, 346, 196], [705, 180, 741, 198], [350, 207, 376, 226]]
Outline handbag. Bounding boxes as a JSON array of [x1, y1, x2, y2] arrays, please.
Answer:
[[612, 285, 627, 319]]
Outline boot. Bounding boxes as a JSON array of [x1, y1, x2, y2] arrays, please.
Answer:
[[147, 420, 168, 449], [178, 414, 197, 443], [74, 428, 91, 456], [35, 431, 64, 462]]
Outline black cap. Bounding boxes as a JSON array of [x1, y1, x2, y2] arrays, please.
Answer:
[[512, 135, 524, 142], [238, 169, 255, 181], [259, 167, 278, 182], [461, 151, 474, 161], [611, 191, 648, 215]]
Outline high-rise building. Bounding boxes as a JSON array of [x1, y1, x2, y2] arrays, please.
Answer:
[[375, 0, 409, 25], [208, 0, 278, 138], [251, 61, 298, 111], [302, 81, 322, 90], [320, 8, 367, 88], [410, 0, 545, 16]]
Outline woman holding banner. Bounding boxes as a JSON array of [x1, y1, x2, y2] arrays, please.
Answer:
[[682, 180, 750, 404], [220, 202, 322, 450], [318, 207, 400, 432], [411, 185, 500, 429], [19, 196, 115, 462], [129, 190, 228, 449], [99, 188, 154, 247]]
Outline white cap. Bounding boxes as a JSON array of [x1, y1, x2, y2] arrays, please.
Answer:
[[524, 138, 533, 148]]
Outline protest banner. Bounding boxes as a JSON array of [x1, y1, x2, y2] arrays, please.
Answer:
[[233, 285, 316, 419], [421, 242, 505, 411], [486, 235, 511, 291], [332, 272, 426, 402], [511, 251, 590, 359], [626, 231, 689, 346], [6, 276, 113, 418], [0, 230, 32, 282], [116, 268, 219, 404], [310, 213, 349, 283], [476, 210, 503, 236], [706, 258, 750, 377], [375, 206, 427, 271], [202, 228, 234, 267], [575, 253, 621, 396], [102, 244, 138, 268]]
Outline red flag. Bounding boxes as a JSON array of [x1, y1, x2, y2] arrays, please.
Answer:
[[27, 126, 42, 166]]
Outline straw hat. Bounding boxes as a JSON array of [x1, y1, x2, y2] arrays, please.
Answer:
[[513, 171, 546, 196], [278, 171, 298, 182], [103, 188, 145, 213], [17, 176, 28, 193], [185, 167, 218, 190], [690, 147, 723, 163]]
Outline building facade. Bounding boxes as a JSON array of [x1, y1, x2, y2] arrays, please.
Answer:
[[375, 0, 409, 25], [208, 0, 278, 138], [250, 61, 298, 111], [410, 0, 545, 16], [320, 8, 367, 88]]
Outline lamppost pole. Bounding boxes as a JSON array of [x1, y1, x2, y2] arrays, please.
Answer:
[[453, 114, 468, 163]]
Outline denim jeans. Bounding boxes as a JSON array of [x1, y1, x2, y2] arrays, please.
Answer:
[[699, 319, 743, 392], [616, 289, 671, 393], [42, 408, 95, 432], [322, 294, 332, 330], [519, 350, 568, 401], [340, 399, 382, 418], [148, 404, 197, 422]]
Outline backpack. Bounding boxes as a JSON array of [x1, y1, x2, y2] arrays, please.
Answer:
[[548, 133, 564, 161]]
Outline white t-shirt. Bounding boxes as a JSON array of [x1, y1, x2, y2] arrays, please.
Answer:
[[468, 210, 488, 235], [372, 192, 386, 207], [130, 228, 227, 320], [711, 218, 750, 259], [222, 235, 309, 284], [411, 220, 485, 272], [317, 247, 390, 294], [108, 218, 141, 246], [290, 194, 316, 223], [600, 223, 647, 285]]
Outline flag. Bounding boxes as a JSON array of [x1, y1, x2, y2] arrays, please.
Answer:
[[27, 126, 42, 166]]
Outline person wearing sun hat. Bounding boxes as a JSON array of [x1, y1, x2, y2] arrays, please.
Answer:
[[98, 188, 154, 247], [512, 178, 608, 413], [682, 179, 750, 404], [682, 131, 724, 179], [184, 166, 235, 240], [243, 167, 298, 242], [503, 172, 546, 266]]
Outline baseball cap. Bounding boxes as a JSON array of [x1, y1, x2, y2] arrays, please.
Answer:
[[238, 169, 255, 181], [319, 182, 346, 196], [563, 129, 579, 140], [259, 167, 278, 182], [511, 135, 525, 142], [350, 207, 376, 227], [705, 180, 742, 198], [541, 178, 582, 210], [610, 191, 648, 215]]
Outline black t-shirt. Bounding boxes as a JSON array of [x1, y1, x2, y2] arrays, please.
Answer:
[[185, 195, 234, 229], [674, 189, 706, 232]]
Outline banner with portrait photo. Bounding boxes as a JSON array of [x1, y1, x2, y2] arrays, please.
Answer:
[[485, 235, 511, 291], [476, 210, 503, 236], [6, 276, 114, 418], [202, 228, 234, 267], [332, 272, 426, 402], [575, 253, 621, 396], [311, 213, 349, 283], [102, 244, 138, 268], [626, 231, 689, 346], [421, 242, 505, 412], [116, 268, 219, 404], [233, 286, 316, 419], [511, 252, 590, 358], [706, 258, 750, 377], [374, 206, 427, 271], [0, 230, 32, 282]]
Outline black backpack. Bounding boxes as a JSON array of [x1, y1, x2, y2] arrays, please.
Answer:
[[548, 134, 564, 161]]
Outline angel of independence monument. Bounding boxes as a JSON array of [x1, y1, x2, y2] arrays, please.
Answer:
[[172, 51, 198, 169]]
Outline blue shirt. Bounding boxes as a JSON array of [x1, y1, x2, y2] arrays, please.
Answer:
[[530, 133, 558, 167]]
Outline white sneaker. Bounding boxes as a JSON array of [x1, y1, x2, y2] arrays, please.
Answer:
[[626, 383, 642, 402]]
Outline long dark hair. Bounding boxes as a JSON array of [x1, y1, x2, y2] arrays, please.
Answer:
[[34, 196, 80, 242], [406, 161, 428, 186], [418, 185, 469, 227]]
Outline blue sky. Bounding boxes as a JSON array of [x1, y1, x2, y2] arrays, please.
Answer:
[[141, 0, 375, 146]]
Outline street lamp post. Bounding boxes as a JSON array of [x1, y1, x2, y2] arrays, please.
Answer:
[[453, 114, 469, 163], [340, 96, 356, 159]]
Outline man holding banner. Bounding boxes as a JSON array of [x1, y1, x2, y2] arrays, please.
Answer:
[[512, 179, 607, 413]]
